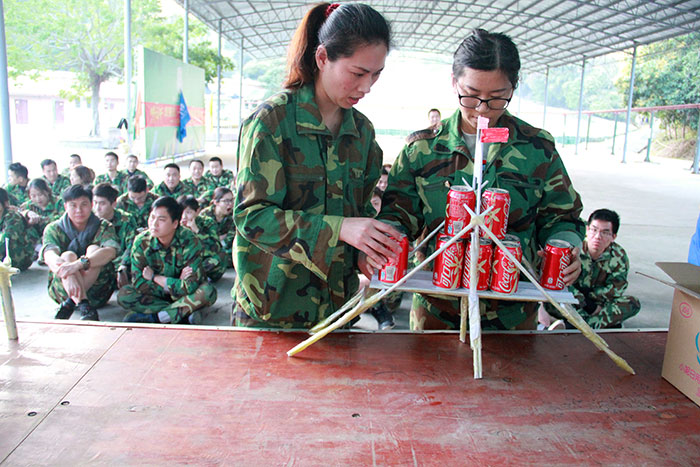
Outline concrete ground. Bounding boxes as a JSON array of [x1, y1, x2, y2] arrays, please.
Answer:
[[4, 137, 698, 330]]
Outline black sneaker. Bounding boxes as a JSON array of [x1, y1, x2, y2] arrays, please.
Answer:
[[370, 303, 395, 331], [77, 300, 99, 321], [123, 311, 159, 323], [54, 298, 76, 320]]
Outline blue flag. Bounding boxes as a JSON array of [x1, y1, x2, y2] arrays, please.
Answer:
[[177, 91, 191, 143]]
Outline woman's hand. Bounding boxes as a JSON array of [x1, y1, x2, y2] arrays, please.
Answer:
[[340, 218, 403, 274], [537, 245, 581, 286], [142, 266, 154, 281]]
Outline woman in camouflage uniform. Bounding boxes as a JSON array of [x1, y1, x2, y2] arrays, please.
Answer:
[[377, 29, 586, 331], [0, 188, 35, 270], [200, 187, 235, 268], [233, 3, 402, 328], [21, 178, 64, 256]]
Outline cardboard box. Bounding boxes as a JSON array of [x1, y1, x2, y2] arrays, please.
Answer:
[[654, 262, 700, 407]]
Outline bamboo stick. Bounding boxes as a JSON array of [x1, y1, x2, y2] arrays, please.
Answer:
[[0, 244, 19, 340], [308, 286, 368, 334]]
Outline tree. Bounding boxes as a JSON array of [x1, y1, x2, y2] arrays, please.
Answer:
[[243, 57, 286, 99], [5, 0, 234, 136]]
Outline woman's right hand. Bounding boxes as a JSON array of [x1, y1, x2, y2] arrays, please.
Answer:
[[340, 218, 403, 274]]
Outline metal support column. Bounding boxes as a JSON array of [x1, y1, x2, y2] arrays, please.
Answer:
[[516, 84, 521, 116], [611, 113, 618, 155], [575, 58, 585, 155], [645, 112, 654, 162], [0, 0, 13, 181], [693, 110, 700, 174], [585, 114, 592, 150], [183, 0, 189, 63], [622, 45, 637, 164], [124, 0, 132, 146], [542, 66, 549, 128], [216, 19, 222, 147], [238, 36, 244, 127], [562, 114, 567, 146]]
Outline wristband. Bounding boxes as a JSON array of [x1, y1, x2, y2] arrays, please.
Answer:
[[79, 255, 91, 271]]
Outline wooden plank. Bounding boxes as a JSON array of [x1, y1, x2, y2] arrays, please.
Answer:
[[1, 323, 698, 465], [371, 269, 579, 303]]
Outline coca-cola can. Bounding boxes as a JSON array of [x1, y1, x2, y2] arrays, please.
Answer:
[[490, 240, 522, 294], [432, 233, 464, 289], [481, 188, 511, 239], [445, 185, 476, 236], [539, 239, 572, 291], [379, 235, 409, 284], [462, 237, 493, 291], [503, 233, 520, 244]]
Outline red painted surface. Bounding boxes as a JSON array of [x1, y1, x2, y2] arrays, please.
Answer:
[[2, 323, 699, 465]]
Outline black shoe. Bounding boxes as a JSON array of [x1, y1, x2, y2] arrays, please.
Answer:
[[77, 300, 99, 321], [123, 311, 159, 323], [54, 298, 76, 320], [370, 303, 395, 331]]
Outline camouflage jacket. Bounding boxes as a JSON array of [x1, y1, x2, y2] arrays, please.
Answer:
[[105, 208, 138, 269], [200, 205, 234, 249], [94, 170, 129, 194], [43, 174, 71, 198], [0, 208, 34, 270], [572, 240, 630, 306], [129, 226, 206, 300], [5, 184, 28, 206], [204, 169, 235, 190], [20, 198, 64, 244], [116, 192, 158, 229], [182, 178, 213, 203], [125, 169, 154, 189], [41, 215, 121, 281], [153, 181, 194, 199], [377, 110, 585, 328], [233, 84, 382, 328]]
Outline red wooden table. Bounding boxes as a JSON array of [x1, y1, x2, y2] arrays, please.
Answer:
[[1, 322, 698, 465]]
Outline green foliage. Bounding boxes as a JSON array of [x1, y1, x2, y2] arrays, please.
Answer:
[[243, 58, 286, 98], [616, 33, 700, 132]]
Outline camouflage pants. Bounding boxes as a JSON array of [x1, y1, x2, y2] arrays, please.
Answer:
[[117, 282, 217, 323], [575, 296, 641, 329], [410, 293, 538, 331], [203, 250, 227, 282], [48, 267, 116, 308]]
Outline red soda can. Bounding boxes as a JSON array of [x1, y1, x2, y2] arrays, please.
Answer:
[[539, 239, 572, 291], [379, 235, 409, 284], [445, 186, 476, 236], [490, 240, 522, 294], [462, 237, 493, 291], [481, 188, 511, 239], [503, 233, 520, 244], [432, 233, 464, 289]]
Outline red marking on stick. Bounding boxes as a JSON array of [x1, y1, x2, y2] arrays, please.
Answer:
[[481, 127, 509, 143]]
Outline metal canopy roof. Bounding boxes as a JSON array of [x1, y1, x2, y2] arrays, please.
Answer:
[[176, 1, 700, 72]]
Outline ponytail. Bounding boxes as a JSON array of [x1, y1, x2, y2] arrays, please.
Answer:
[[283, 3, 391, 90]]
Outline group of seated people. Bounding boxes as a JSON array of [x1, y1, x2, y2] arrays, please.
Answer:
[[1, 150, 639, 329], [1, 152, 236, 323]]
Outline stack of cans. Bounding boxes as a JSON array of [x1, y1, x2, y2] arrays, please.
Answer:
[[432, 185, 522, 294]]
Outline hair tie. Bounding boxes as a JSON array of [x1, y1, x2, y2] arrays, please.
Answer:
[[325, 3, 340, 18]]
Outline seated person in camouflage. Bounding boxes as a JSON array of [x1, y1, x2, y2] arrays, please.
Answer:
[[41, 159, 71, 198], [70, 165, 95, 187], [94, 152, 128, 194], [92, 183, 138, 289], [21, 178, 64, 258], [178, 195, 226, 282], [6, 162, 30, 206], [549, 209, 641, 328], [183, 159, 212, 205], [153, 163, 194, 198], [204, 156, 234, 190], [0, 188, 35, 270], [125, 154, 153, 189], [118, 196, 217, 324], [116, 176, 158, 230], [200, 187, 235, 268], [41, 185, 121, 321], [61, 153, 82, 176]]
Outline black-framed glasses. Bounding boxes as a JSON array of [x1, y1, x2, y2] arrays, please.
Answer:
[[458, 94, 512, 110]]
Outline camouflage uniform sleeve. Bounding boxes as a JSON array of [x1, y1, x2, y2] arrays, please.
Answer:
[[377, 143, 425, 240], [95, 221, 122, 258], [40, 221, 62, 260], [591, 244, 630, 304], [533, 136, 586, 248], [130, 233, 151, 291], [234, 117, 342, 281], [165, 233, 205, 297], [119, 214, 138, 268]]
